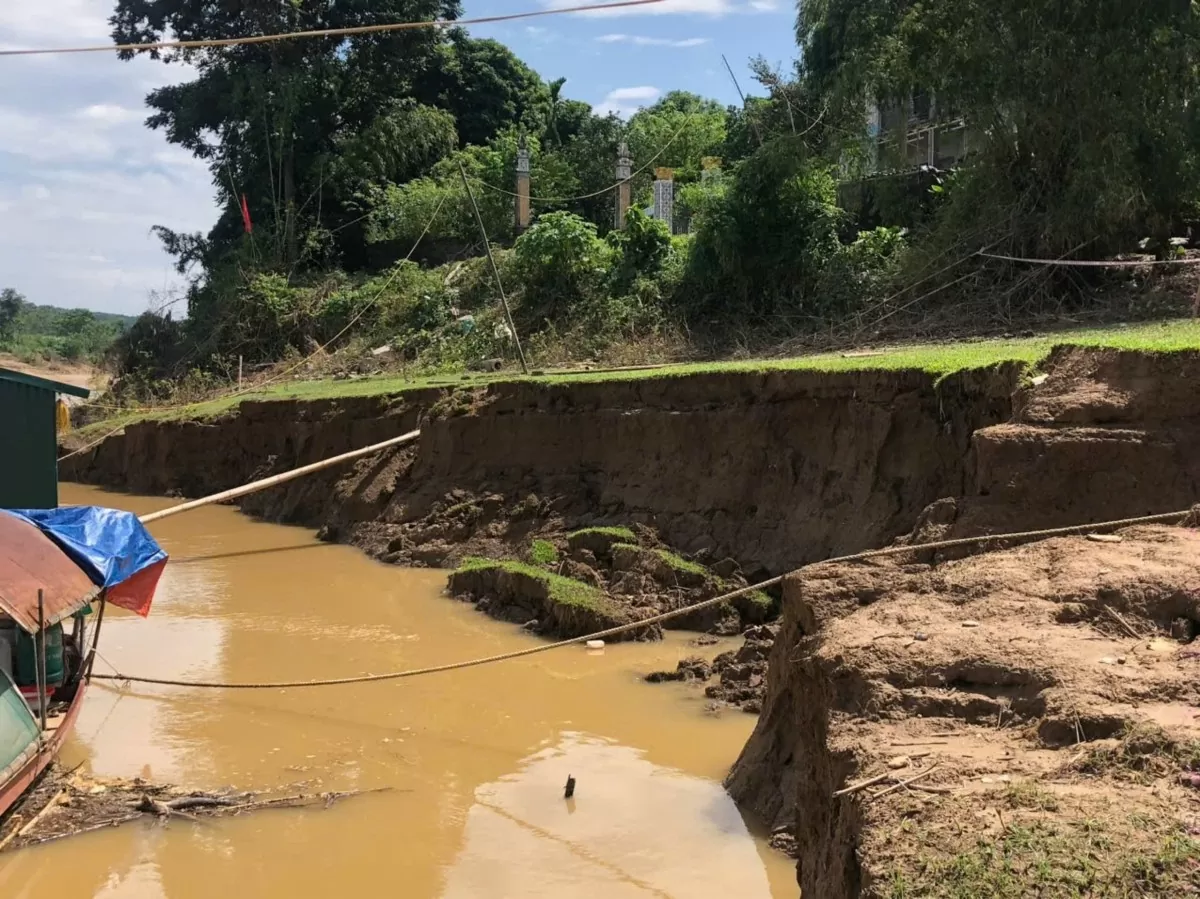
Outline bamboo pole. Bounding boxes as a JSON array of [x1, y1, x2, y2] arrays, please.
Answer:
[[138, 429, 421, 525], [84, 595, 107, 681]]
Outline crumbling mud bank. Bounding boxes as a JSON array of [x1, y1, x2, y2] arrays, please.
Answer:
[[61, 365, 1016, 575], [61, 347, 1200, 894], [728, 348, 1200, 896]]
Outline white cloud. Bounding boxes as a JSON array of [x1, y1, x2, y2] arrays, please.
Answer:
[[748, 0, 780, 9], [594, 85, 661, 117], [596, 33, 710, 47], [544, 0, 734, 17], [523, 25, 557, 42], [79, 104, 143, 126], [0, 2, 217, 315]]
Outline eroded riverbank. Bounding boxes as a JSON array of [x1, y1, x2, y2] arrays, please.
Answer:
[[0, 485, 795, 898], [57, 347, 1200, 895]]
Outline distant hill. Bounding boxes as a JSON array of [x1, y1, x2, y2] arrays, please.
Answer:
[[16, 302, 135, 334], [0, 291, 136, 363]]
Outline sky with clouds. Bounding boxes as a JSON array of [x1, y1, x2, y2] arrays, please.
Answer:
[[0, 0, 795, 316]]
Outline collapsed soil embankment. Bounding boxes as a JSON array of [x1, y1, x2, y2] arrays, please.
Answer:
[[727, 348, 1200, 896], [61, 365, 1015, 575]]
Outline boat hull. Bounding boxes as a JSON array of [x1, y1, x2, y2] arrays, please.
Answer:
[[0, 680, 88, 818]]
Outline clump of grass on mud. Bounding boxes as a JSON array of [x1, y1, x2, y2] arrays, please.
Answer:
[[567, 526, 637, 543], [886, 819, 1200, 898], [456, 557, 612, 614], [529, 539, 559, 565], [742, 589, 774, 614], [652, 548, 708, 577]]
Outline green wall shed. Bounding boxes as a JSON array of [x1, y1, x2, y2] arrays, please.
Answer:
[[0, 367, 90, 510]]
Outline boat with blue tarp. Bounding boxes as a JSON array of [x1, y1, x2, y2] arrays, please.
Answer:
[[0, 506, 166, 816]]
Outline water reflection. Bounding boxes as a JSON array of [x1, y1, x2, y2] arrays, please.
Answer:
[[444, 734, 775, 898]]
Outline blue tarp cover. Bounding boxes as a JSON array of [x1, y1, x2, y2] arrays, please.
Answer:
[[4, 506, 166, 591]]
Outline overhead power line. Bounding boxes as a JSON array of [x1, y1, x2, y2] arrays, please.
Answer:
[[979, 251, 1200, 268], [469, 115, 695, 204], [0, 0, 668, 58]]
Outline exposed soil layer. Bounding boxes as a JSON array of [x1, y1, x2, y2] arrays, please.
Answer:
[[727, 527, 1200, 896], [727, 348, 1200, 896], [61, 365, 1017, 575]]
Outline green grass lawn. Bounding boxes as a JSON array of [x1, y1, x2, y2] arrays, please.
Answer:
[[70, 318, 1200, 442]]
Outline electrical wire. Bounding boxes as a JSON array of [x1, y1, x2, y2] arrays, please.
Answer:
[[0, 0, 668, 57], [468, 115, 694, 203], [979, 251, 1200, 268]]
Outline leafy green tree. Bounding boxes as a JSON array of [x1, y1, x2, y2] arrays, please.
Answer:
[[798, 0, 1200, 257], [112, 0, 463, 273], [412, 32, 549, 148], [684, 137, 843, 319], [626, 91, 727, 187], [54, 309, 97, 338], [0, 288, 24, 345]]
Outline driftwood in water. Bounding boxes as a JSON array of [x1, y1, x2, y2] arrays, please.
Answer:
[[0, 763, 392, 852]]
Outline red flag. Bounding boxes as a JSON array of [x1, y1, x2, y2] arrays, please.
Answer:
[[240, 193, 253, 234]]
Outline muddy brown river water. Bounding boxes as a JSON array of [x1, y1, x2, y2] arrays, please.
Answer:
[[0, 485, 795, 898]]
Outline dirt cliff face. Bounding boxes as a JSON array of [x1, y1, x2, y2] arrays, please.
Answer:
[[62, 366, 1016, 575], [727, 348, 1200, 896]]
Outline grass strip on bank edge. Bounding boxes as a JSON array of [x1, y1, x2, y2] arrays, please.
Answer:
[[614, 543, 774, 613], [455, 557, 616, 616], [69, 318, 1200, 443]]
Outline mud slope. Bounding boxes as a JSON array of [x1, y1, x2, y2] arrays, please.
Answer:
[[62, 366, 1015, 574], [727, 348, 1200, 896]]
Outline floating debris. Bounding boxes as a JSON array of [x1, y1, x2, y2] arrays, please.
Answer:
[[0, 763, 391, 853]]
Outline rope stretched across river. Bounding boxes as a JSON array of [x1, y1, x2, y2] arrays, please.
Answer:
[[90, 507, 1194, 691]]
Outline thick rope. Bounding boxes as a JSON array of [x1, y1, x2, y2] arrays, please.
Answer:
[[90, 507, 1193, 691]]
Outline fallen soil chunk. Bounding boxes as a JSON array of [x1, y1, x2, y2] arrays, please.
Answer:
[[447, 528, 777, 640], [447, 558, 656, 640], [643, 624, 780, 713], [727, 525, 1200, 897]]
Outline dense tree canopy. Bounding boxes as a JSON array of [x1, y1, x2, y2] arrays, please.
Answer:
[[798, 0, 1200, 255]]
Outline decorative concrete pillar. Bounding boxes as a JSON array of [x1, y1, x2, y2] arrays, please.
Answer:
[[615, 141, 632, 230], [515, 136, 531, 231], [651, 166, 674, 234]]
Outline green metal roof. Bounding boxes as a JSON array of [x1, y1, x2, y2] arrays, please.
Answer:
[[0, 367, 90, 399]]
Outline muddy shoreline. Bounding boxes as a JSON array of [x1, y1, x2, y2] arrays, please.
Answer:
[[61, 347, 1200, 894]]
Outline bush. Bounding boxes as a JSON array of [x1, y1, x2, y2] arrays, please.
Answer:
[[608, 208, 671, 287], [682, 137, 844, 321], [512, 211, 616, 324], [817, 226, 908, 313], [108, 311, 186, 382]]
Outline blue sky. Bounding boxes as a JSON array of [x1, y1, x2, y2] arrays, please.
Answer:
[[0, 0, 796, 316]]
